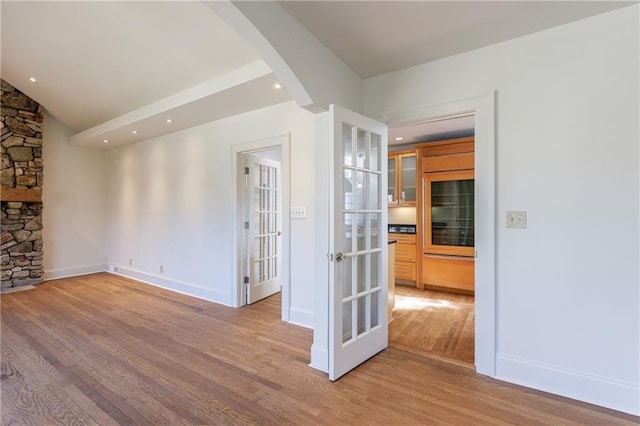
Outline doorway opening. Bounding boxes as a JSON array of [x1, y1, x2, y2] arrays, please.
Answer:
[[232, 135, 291, 321], [388, 112, 478, 367]]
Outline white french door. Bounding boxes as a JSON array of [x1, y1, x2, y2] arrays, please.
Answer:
[[329, 105, 388, 381], [244, 154, 282, 304]]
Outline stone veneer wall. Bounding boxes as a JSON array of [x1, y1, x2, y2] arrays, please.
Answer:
[[1, 80, 44, 290]]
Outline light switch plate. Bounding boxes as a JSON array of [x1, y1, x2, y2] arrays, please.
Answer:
[[291, 207, 307, 219], [506, 211, 527, 228]]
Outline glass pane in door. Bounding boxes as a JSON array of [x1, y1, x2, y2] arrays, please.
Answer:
[[356, 129, 366, 168], [370, 251, 379, 288], [343, 124, 353, 167], [370, 133, 380, 171], [370, 290, 379, 328], [369, 173, 380, 210], [342, 301, 353, 343], [357, 294, 368, 336], [342, 213, 354, 252], [342, 257, 353, 299]]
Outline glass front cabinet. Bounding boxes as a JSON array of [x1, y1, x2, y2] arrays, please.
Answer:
[[423, 170, 474, 257], [387, 151, 417, 206]]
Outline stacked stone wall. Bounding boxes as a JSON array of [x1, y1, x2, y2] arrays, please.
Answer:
[[1, 80, 44, 290], [1, 202, 43, 288]]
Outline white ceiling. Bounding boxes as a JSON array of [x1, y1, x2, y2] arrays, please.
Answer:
[[1, 1, 291, 149], [0, 2, 270, 133], [279, 1, 636, 78], [1, 1, 634, 149], [388, 114, 475, 148]]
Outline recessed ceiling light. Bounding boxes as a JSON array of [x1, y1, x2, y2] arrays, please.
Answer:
[[273, 82, 284, 90], [131, 130, 138, 134], [103, 139, 109, 143], [29, 77, 37, 83], [166, 119, 173, 123], [394, 137, 404, 141]]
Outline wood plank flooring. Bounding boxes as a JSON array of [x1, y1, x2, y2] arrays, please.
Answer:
[[390, 285, 474, 365], [2, 273, 638, 425]]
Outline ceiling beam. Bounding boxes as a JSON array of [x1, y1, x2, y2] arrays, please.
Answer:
[[206, 0, 363, 113], [69, 61, 280, 148]]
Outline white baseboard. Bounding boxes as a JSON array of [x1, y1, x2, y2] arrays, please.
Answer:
[[496, 354, 639, 416], [309, 344, 328, 373], [44, 264, 106, 281], [108, 267, 231, 307], [289, 307, 313, 329]]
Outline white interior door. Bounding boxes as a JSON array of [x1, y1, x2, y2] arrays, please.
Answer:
[[329, 104, 388, 381], [244, 154, 282, 304]]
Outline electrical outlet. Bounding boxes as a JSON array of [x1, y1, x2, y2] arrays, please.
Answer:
[[506, 211, 527, 228], [129, 258, 132, 266], [160, 265, 164, 274], [291, 207, 307, 219]]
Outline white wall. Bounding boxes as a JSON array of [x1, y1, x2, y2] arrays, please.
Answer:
[[105, 101, 316, 325], [364, 6, 639, 415], [42, 112, 107, 279]]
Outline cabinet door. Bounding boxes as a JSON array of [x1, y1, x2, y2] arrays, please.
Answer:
[[387, 157, 397, 204], [400, 154, 417, 203], [423, 170, 474, 256]]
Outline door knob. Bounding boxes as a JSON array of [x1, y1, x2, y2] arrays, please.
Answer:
[[335, 252, 344, 262]]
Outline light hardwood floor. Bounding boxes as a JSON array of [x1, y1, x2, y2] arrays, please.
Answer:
[[1, 273, 637, 425], [390, 285, 474, 365]]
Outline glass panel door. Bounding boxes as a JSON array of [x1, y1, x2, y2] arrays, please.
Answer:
[[330, 104, 388, 381], [246, 154, 282, 304]]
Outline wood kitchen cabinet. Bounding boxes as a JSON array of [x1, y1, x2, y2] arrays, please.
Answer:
[[418, 137, 475, 294], [389, 232, 417, 283], [388, 150, 417, 206]]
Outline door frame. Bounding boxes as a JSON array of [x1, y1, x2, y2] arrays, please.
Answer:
[[231, 134, 291, 321], [372, 91, 496, 377]]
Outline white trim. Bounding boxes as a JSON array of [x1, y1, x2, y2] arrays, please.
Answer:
[[231, 134, 291, 322], [289, 308, 314, 329], [310, 344, 329, 372], [496, 354, 640, 416], [44, 264, 106, 281], [108, 268, 229, 306], [311, 111, 331, 372], [372, 91, 497, 377]]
